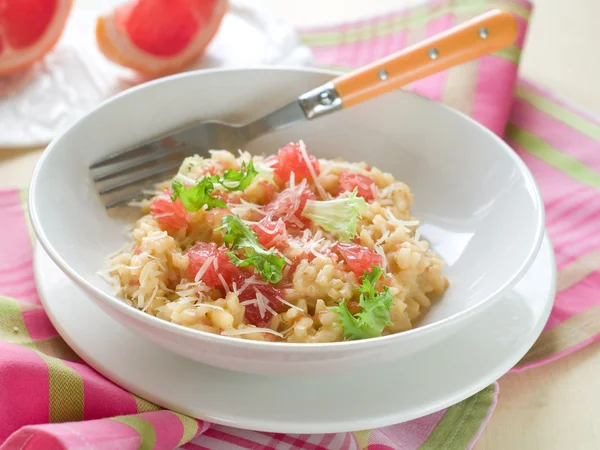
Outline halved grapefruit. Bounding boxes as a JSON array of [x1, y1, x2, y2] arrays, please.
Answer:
[[96, 0, 228, 76], [0, 0, 73, 76]]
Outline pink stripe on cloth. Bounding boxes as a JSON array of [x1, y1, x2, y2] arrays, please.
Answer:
[[369, 409, 446, 448], [511, 146, 598, 254], [513, 15, 530, 50], [511, 98, 600, 171], [0, 191, 38, 304], [299, 10, 400, 35], [511, 154, 587, 222], [543, 271, 600, 331], [410, 14, 454, 101], [471, 57, 519, 135], [0, 419, 141, 450], [544, 186, 598, 226], [310, 30, 409, 69], [200, 427, 279, 450], [22, 308, 59, 341], [138, 411, 187, 450], [61, 361, 139, 420], [512, 335, 600, 373], [0, 342, 50, 443]]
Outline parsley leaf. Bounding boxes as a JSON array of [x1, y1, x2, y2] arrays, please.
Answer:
[[217, 161, 258, 191], [219, 215, 285, 283], [331, 265, 394, 340], [171, 178, 226, 212], [171, 162, 258, 212]]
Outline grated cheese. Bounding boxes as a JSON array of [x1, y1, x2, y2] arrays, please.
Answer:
[[379, 183, 401, 198], [152, 212, 174, 219], [217, 273, 230, 294], [374, 244, 388, 271], [274, 249, 292, 265], [265, 303, 278, 316], [370, 183, 381, 199], [222, 328, 283, 338], [288, 228, 332, 259], [298, 140, 328, 200], [142, 231, 168, 242], [237, 275, 260, 295], [196, 302, 225, 311], [275, 295, 303, 312], [384, 208, 419, 232], [142, 285, 159, 312], [254, 288, 267, 318], [194, 256, 215, 283], [375, 229, 391, 246], [318, 159, 371, 177], [230, 199, 267, 217]]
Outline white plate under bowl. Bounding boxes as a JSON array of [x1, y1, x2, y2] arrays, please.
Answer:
[[34, 234, 555, 434]]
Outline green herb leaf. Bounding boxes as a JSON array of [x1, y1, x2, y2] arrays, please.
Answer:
[[331, 265, 394, 340], [171, 178, 226, 212], [301, 188, 367, 242], [217, 161, 258, 191], [220, 215, 285, 283]]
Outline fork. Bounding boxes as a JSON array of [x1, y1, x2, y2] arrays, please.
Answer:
[[91, 9, 517, 208]]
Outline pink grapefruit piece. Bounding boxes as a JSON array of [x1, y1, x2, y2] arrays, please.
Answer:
[[96, 0, 228, 76], [0, 0, 73, 76]]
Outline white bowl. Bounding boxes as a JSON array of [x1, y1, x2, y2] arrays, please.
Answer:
[[30, 68, 545, 375]]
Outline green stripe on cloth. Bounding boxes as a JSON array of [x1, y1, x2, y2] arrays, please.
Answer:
[[352, 430, 372, 449], [135, 395, 161, 413], [516, 304, 600, 368], [419, 384, 497, 449], [516, 86, 600, 142], [301, 0, 530, 47], [1, 297, 80, 360], [172, 412, 200, 447], [495, 44, 521, 64], [1, 297, 85, 422], [42, 355, 85, 423], [111, 416, 157, 450], [0, 296, 36, 349], [19, 188, 36, 246], [506, 123, 600, 190]]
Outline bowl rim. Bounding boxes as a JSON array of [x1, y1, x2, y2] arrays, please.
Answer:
[[29, 66, 546, 353]]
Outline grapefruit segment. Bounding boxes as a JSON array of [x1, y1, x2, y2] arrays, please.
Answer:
[[0, 0, 73, 75], [96, 0, 228, 75]]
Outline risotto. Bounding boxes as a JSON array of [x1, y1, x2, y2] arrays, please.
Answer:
[[104, 141, 448, 343]]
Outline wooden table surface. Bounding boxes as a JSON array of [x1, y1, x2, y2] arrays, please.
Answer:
[[1, 1, 599, 448]]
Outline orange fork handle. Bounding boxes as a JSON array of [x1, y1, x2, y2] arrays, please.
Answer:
[[332, 9, 518, 108]]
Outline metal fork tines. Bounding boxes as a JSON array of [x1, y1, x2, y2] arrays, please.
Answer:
[[91, 100, 310, 209], [89, 122, 242, 208]]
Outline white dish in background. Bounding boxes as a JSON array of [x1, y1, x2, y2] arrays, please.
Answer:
[[0, 0, 313, 148], [34, 235, 555, 433], [29, 67, 545, 375]]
